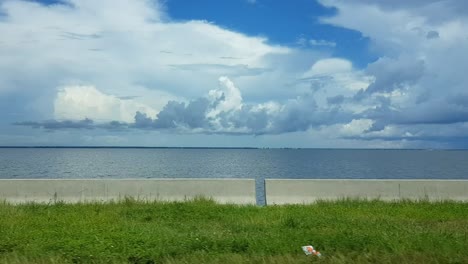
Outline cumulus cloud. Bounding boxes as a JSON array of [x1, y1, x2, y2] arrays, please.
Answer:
[[16, 76, 356, 135], [164, 75, 349, 134], [313, 0, 468, 147], [362, 57, 425, 95], [54, 85, 158, 122]]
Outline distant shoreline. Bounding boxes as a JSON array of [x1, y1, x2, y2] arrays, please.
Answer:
[[0, 146, 259, 149], [0, 146, 466, 150]]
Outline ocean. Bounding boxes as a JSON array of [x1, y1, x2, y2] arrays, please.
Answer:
[[1, 148, 467, 180]]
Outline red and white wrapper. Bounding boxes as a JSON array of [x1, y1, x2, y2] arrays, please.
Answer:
[[302, 245, 321, 257]]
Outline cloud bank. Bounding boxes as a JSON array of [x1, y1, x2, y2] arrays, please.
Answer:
[[16, 76, 356, 135]]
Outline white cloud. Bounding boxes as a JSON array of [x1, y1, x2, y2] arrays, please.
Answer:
[[303, 58, 372, 94], [0, 0, 290, 102], [207, 76, 243, 118], [54, 85, 158, 122], [340, 119, 373, 136], [300, 58, 373, 113], [305, 58, 352, 75], [314, 0, 468, 147], [309, 39, 336, 47]]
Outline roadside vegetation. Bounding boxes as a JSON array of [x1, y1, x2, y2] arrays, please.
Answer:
[[1, 198, 467, 263]]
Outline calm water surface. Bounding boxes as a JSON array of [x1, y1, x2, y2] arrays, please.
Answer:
[[1, 148, 467, 180]]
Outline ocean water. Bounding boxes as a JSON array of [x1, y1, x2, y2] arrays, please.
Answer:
[[1, 148, 468, 180]]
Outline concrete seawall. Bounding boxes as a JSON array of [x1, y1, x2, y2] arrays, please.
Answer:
[[1, 179, 467, 205], [0, 179, 256, 204], [265, 179, 468, 204]]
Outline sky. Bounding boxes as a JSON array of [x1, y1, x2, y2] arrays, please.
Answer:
[[1, 0, 468, 148]]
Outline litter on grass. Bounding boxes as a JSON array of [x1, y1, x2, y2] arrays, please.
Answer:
[[302, 245, 321, 257]]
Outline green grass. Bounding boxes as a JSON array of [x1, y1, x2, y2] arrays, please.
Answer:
[[0, 198, 467, 264]]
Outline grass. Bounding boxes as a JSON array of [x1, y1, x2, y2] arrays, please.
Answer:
[[0, 198, 467, 264]]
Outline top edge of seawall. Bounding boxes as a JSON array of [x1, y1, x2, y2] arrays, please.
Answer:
[[2, 179, 466, 181], [0, 178, 255, 181], [265, 179, 468, 182]]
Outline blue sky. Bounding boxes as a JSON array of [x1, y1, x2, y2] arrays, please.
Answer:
[[1, 0, 468, 148], [166, 0, 375, 68]]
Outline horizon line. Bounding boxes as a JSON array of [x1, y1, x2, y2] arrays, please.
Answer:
[[0, 146, 467, 150]]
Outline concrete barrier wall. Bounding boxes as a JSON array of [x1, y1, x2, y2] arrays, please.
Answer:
[[2, 179, 467, 205], [265, 179, 468, 205], [0, 179, 256, 204]]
